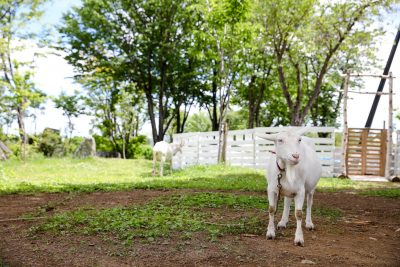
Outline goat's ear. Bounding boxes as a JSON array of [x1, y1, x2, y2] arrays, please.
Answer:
[[180, 140, 185, 147], [296, 126, 311, 136], [258, 133, 278, 141]]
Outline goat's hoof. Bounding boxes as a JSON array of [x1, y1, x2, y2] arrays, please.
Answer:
[[306, 223, 315, 231], [294, 238, 304, 247], [277, 221, 287, 229], [266, 232, 275, 240], [294, 232, 304, 247]]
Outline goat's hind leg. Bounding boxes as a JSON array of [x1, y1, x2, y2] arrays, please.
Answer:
[[277, 197, 292, 229], [160, 157, 165, 177], [266, 189, 278, 240], [305, 191, 315, 230], [152, 153, 157, 176]]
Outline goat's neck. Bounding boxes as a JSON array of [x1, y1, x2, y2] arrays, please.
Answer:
[[277, 157, 296, 186], [285, 164, 297, 186]]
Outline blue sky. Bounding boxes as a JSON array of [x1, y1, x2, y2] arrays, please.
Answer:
[[13, 1, 400, 137], [20, 0, 91, 137]]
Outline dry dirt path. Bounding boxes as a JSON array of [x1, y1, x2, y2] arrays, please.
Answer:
[[0, 189, 399, 266]]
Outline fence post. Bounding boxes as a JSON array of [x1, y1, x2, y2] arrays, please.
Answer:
[[386, 72, 393, 179], [340, 70, 350, 178]]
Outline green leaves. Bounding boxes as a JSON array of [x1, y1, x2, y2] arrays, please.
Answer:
[[57, 0, 397, 135]]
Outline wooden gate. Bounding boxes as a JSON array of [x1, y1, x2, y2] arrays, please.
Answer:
[[346, 128, 387, 176]]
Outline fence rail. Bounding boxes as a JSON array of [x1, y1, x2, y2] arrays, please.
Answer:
[[173, 127, 336, 177]]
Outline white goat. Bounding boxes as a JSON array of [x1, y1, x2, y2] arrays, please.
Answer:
[[261, 127, 321, 246], [152, 141, 184, 176]]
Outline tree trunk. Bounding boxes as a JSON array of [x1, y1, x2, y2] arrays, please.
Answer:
[[145, 90, 158, 144], [176, 106, 181, 133], [122, 139, 126, 159], [218, 121, 228, 163], [17, 106, 27, 161], [247, 75, 257, 129], [157, 61, 168, 142], [135, 115, 139, 137], [255, 80, 267, 128], [211, 70, 219, 131], [248, 107, 255, 128]]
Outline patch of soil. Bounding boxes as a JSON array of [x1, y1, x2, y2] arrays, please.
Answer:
[[0, 189, 399, 267]]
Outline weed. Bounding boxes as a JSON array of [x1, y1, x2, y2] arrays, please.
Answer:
[[32, 192, 342, 243]]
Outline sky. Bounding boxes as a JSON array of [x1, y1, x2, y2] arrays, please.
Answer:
[[8, 1, 400, 137]]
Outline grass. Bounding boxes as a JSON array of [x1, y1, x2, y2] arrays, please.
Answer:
[[32, 192, 342, 242], [0, 259, 9, 267], [1, 157, 399, 196], [358, 188, 400, 198], [0, 158, 265, 194]]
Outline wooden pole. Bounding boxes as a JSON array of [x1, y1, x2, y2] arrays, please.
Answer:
[[340, 70, 350, 178], [385, 72, 393, 179]]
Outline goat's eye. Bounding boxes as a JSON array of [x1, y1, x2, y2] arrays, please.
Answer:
[[278, 139, 283, 143], [298, 138, 302, 142]]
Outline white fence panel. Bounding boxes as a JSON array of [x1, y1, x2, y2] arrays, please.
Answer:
[[394, 130, 400, 176], [173, 127, 335, 177]]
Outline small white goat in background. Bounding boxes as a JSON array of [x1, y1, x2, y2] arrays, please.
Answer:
[[261, 127, 321, 246], [152, 141, 184, 176]]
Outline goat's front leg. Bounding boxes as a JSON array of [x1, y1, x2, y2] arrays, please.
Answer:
[[277, 197, 292, 229], [266, 188, 277, 240], [306, 191, 315, 230], [294, 189, 305, 246]]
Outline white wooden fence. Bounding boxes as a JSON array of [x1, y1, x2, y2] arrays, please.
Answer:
[[172, 127, 336, 177]]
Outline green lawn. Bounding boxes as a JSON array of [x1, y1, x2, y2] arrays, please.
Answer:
[[1, 157, 399, 196]]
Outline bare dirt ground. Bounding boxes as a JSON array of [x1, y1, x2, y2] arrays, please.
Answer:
[[0, 189, 399, 267]]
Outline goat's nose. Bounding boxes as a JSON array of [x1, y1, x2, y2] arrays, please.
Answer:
[[292, 153, 299, 159]]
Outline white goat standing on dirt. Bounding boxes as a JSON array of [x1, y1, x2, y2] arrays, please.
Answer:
[[261, 127, 322, 246], [152, 141, 184, 176]]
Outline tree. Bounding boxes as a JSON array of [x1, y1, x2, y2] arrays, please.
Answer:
[[195, 0, 251, 162], [115, 87, 144, 159], [53, 90, 86, 139], [80, 73, 145, 158], [184, 112, 212, 133], [256, 0, 394, 126], [59, 0, 202, 144], [0, 0, 48, 160], [232, 37, 276, 128]]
